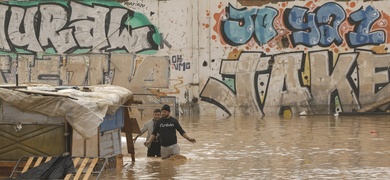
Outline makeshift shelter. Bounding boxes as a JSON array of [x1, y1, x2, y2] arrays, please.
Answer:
[[0, 84, 138, 176]]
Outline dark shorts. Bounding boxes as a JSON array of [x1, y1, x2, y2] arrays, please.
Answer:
[[147, 141, 161, 157]]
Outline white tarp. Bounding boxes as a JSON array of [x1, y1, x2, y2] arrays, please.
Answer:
[[0, 85, 133, 139]]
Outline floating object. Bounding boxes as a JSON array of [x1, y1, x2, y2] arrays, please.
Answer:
[[299, 111, 307, 116]]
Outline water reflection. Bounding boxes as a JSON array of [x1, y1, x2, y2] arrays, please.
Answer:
[[102, 115, 390, 179]]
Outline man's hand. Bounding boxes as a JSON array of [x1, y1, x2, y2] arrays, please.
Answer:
[[144, 141, 151, 146], [133, 135, 139, 143], [144, 134, 156, 147], [187, 138, 196, 143]]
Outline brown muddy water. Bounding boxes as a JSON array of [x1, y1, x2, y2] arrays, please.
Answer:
[[101, 114, 390, 179]]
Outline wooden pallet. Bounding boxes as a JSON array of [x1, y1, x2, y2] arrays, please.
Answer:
[[9, 156, 107, 180]]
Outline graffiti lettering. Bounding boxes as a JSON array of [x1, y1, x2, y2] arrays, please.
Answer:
[[171, 55, 190, 71], [201, 50, 390, 115], [285, 6, 320, 47], [285, 3, 345, 47], [127, 2, 146, 8], [0, 54, 170, 93], [220, 3, 386, 48], [221, 4, 277, 46], [346, 5, 385, 47], [0, 1, 160, 54]]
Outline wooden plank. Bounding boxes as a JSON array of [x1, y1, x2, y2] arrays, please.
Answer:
[[73, 157, 81, 168], [64, 157, 81, 180], [122, 107, 137, 161], [74, 158, 89, 180], [10, 156, 107, 180], [357, 97, 390, 112], [33, 157, 43, 167], [45, 157, 52, 163], [122, 107, 141, 134], [64, 173, 72, 180], [21, 157, 34, 173], [0, 161, 17, 168], [83, 158, 99, 180]]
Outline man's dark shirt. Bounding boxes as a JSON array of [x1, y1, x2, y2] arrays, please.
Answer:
[[152, 116, 185, 147]]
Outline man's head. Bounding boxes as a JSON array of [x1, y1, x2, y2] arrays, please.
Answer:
[[161, 104, 170, 118], [153, 109, 161, 120]]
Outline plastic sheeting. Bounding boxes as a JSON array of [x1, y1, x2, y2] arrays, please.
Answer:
[[0, 85, 133, 139], [18, 156, 75, 179]]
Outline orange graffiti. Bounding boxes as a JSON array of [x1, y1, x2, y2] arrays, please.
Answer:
[[218, 2, 223, 9], [213, 9, 227, 45], [373, 11, 390, 43], [349, 2, 356, 8], [227, 48, 243, 60], [371, 45, 388, 54], [306, 1, 314, 7], [305, 1, 318, 10], [165, 79, 184, 95], [147, 89, 168, 98]]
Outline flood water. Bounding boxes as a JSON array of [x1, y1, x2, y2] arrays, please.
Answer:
[[102, 114, 390, 179]]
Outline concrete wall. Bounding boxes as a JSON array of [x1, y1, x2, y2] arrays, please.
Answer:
[[0, 0, 389, 116]]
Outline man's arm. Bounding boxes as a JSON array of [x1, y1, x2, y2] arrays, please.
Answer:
[[174, 119, 196, 143], [144, 134, 156, 146], [145, 120, 160, 145], [181, 133, 196, 143], [134, 121, 149, 142]]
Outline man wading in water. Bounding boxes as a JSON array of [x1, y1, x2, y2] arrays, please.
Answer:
[[144, 104, 196, 159], [134, 109, 162, 157]]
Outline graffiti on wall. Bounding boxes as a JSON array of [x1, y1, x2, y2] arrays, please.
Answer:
[[215, 2, 389, 50], [0, 0, 160, 55], [205, 1, 390, 115], [0, 54, 169, 93], [171, 55, 190, 71], [200, 50, 390, 115]]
